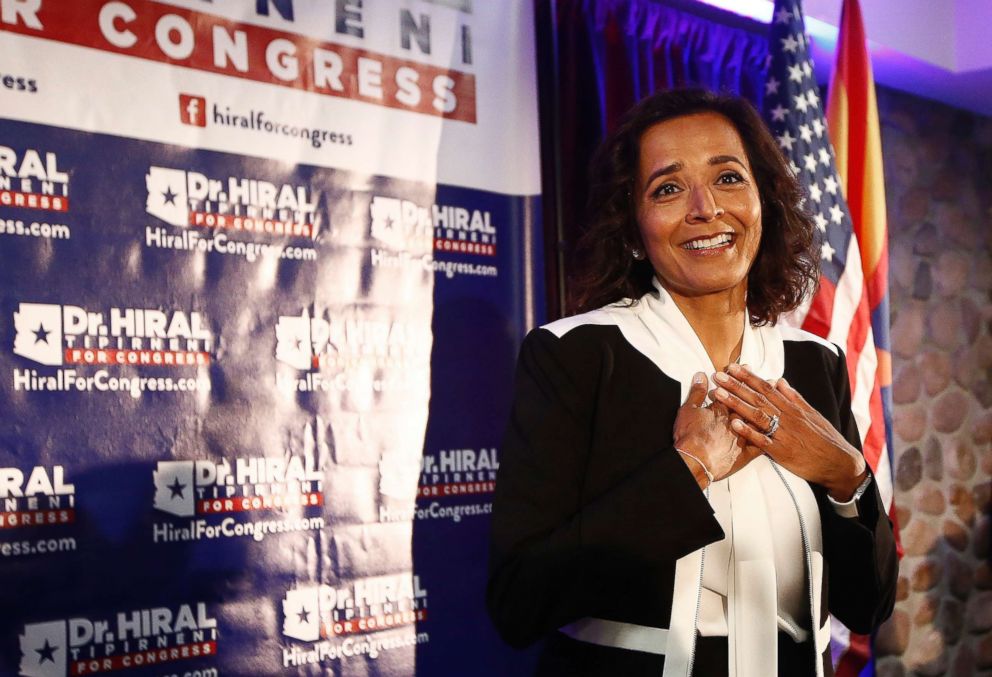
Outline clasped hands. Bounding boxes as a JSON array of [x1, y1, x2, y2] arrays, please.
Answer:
[[673, 363, 867, 501]]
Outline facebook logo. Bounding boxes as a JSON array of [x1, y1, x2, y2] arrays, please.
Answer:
[[178, 94, 206, 127]]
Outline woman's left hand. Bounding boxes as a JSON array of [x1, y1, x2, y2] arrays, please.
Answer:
[[710, 363, 867, 502]]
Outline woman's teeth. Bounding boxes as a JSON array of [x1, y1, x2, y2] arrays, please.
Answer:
[[683, 233, 732, 251]]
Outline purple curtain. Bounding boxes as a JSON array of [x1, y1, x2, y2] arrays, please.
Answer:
[[551, 0, 769, 312]]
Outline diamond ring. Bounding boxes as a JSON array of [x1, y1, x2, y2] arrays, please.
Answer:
[[766, 414, 780, 438]]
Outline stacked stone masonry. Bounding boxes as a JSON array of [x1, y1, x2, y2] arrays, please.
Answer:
[[874, 86, 992, 677]]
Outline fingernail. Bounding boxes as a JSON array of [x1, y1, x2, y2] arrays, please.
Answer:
[[715, 387, 728, 398], [713, 372, 728, 383], [693, 372, 705, 384], [731, 419, 744, 430]]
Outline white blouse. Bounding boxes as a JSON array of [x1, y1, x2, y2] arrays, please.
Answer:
[[698, 456, 859, 640]]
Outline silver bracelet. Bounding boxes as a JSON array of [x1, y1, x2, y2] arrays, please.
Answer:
[[675, 447, 714, 486], [851, 472, 873, 502]]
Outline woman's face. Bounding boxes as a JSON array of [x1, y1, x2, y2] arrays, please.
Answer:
[[634, 112, 762, 302]]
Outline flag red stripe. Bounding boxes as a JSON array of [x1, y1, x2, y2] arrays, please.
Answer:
[[835, 630, 871, 677], [862, 386, 886, 471], [801, 276, 835, 340], [837, 2, 870, 254], [843, 292, 871, 394]]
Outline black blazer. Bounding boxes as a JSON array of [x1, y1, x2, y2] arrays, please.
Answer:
[[487, 320, 898, 676]]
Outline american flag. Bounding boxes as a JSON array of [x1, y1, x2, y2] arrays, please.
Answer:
[[763, 0, 898, 674]]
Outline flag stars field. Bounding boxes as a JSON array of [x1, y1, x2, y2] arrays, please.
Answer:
[[821, 241, 836, 261], [830, 203, 844, 223]]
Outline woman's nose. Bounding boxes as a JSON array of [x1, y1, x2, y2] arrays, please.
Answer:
[[686, 188, 725, 222]]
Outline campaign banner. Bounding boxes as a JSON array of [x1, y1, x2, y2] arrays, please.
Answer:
[[0, 1, 542, 675]]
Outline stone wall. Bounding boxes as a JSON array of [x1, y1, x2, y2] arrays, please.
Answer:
[[873, 85, 992, 676]]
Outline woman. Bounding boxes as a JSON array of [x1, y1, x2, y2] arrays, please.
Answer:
[[486, 89, 897, 677]]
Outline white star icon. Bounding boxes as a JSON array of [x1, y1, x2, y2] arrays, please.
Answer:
[[799, 124, 813, 142], [812, 118, 825, 137], [788, 64, 804, 83], [789, 160, 801, 176], [830, 203, 844, 224], [793, 94, 809, 113], [813, 212, 828, 232], [777, 130, 796, 151], [804, 154, 817, 172], [818, 148, 831, 165], [821, 241, 836, 261], [775, 7, 792, 24], [806, 89, 820, 107], [770, 104, 788, 121], [803, 61, 813, 78], [766, 77, 781, 95], [782, 35, 800, 53], [824, 175, 839, 194], [809, 183, 822, 202]]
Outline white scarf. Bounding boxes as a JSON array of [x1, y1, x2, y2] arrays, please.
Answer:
[[615, 279, 828, 677]]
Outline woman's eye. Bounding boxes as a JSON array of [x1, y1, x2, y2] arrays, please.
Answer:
[[717, 172, 744, 184], [652, 183, 680, 198]]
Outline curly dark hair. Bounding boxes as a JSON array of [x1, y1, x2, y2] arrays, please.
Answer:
[[569, 88, 818, 325]]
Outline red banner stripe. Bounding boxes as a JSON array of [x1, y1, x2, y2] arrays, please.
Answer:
[[417, 481, 495, 498], [321, 609, 426, 637], [70, 641, 216, 675], [1, 0, 476, 122], [64, 348, 210, 366], [0, 189, 69, 211], [198, 492, 323, 513], [0, 508, 75, 528]]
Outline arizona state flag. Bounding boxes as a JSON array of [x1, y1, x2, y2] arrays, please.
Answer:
[[826, 0, 892, 409]]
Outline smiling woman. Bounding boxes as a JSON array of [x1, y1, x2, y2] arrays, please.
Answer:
[[634, 112, 763, 318], [487, 89, 897, 677], [570, 89, 817, 328]]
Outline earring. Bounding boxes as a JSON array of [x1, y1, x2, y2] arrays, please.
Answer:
[[631, 248, 645, 261]]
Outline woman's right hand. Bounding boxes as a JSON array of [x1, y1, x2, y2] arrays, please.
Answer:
[[672, 372, 760, 489]]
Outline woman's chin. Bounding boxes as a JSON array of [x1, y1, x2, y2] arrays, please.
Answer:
[[661, 277, 749, 301]]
